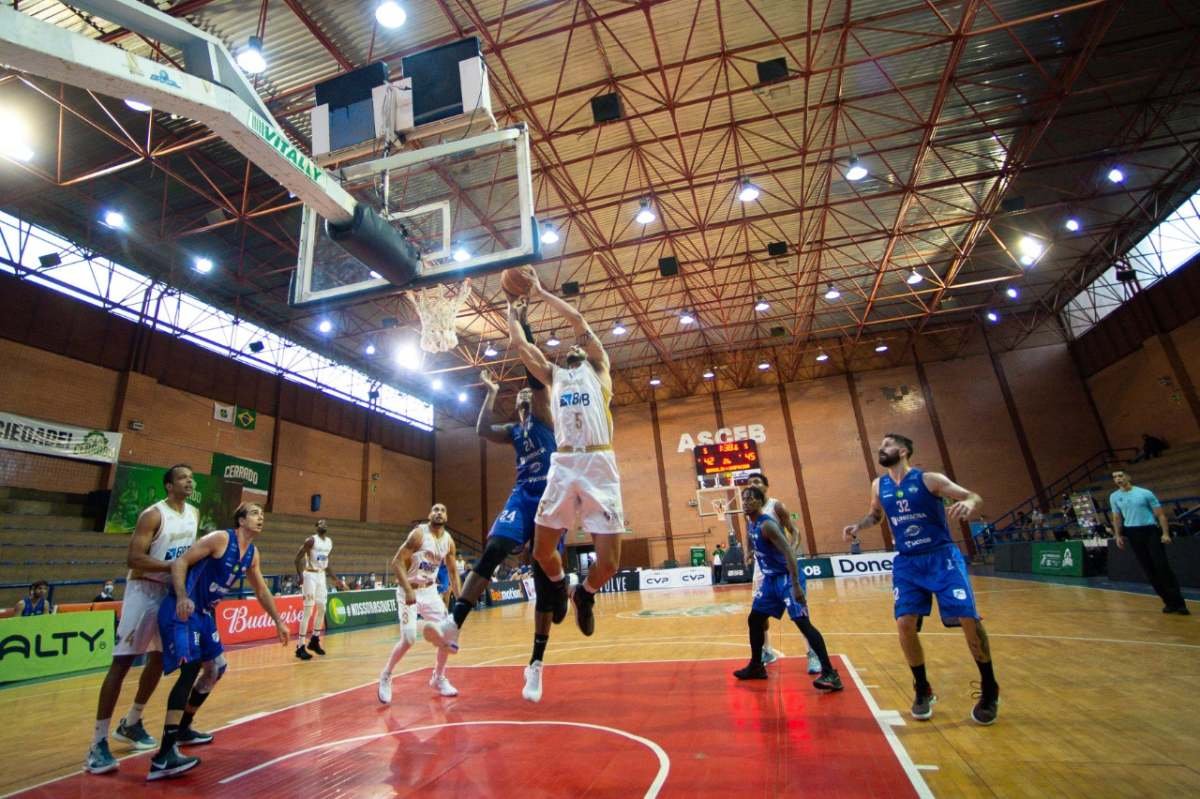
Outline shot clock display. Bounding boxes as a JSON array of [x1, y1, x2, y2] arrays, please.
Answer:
[[693, 439, 759, 476]]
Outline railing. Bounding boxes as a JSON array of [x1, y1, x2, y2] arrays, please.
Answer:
[[992, 448, 1138, 533]]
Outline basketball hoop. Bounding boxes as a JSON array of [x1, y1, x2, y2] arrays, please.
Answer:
[[711, 498, 729, 521], [405, 278, 471, 353]]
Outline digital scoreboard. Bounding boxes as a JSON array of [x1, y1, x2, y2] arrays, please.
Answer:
[[693, 439, 759, 476]]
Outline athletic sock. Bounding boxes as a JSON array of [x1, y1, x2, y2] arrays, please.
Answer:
[[125, 701, 146, 725], [911, 664, 930, 692], [582, 581, 598, 594], [157, 725, 179, 758], [179, 711, 194, 730], [452, 599, 473, 627], [546, 568, 565, 583], [975, 659, 997, 693], [93, 718, 110, 746], [531, 634, 549, 664]]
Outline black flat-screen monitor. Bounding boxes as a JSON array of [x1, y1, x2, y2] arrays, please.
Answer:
[[402, 37, 482, 126]]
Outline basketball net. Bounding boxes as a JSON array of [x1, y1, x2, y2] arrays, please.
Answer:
[[711, 498, 728, 521], [405, 279, 471, 353]]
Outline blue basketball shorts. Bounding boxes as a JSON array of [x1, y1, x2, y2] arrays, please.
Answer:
[[157, 600, 223, 675], [489, 479, 546, 547], [892, 544, 980, 626], [751, 570, 809, 621]]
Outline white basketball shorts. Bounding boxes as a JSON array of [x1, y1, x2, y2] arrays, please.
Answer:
[[302, 570, 328, 604], [114, 579, 168, 656], [534, 450, 625, 535], [398, 584, 447, 641]]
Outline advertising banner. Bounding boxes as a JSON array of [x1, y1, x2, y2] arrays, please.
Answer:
[[211, 452, 272, 496], [103, 463, 224, 534], [639, 566, 712, 590], [215, 595, 305, 645], [1032, 541, 1084, 577], [829, 552, 896, 578], [0, 610, 115, 682], [487, 580, 527, 606], [798, 557, 834, 579], [325, 589, 399, 630], [599, 570, 641, 593], [0, 411, 121, 464]]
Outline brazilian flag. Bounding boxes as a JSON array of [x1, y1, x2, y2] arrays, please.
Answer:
[[235, 406, 257, 430]]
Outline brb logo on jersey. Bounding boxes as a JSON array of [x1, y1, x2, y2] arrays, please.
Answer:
[[559, 392, 591, 407]]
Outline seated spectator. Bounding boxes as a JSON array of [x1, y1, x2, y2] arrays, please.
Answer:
[[15, 580, 55, 615], [93, 580, 116, 602], [368, 572, 379, 589]]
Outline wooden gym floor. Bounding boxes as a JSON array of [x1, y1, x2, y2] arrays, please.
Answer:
[[1, 575, 1197, 797]]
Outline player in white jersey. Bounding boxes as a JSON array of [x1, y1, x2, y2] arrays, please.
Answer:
[[378, 503, 463, 703], [507, 274, 625, 638], [293, 519, 347, 661], [85, 465, 199, 775], [745, 473, 821, 675]]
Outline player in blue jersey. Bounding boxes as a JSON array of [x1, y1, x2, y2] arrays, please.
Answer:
[[842, 433, 999, 725], [148, 502, 288, 781], [734, 485, 843, 691]]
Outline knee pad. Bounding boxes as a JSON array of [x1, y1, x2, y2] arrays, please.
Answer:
[[473, 536, 513, 581], [533, 561, 557, 613], [195, 654, 227, 693]]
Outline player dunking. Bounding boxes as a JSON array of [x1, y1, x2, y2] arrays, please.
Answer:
[[85, 465, 198, 774], [377, 503, 463, 703], [735, 486, 842, 690], [436, 365, 560, 701], [842, 433, 1000, 724], [506, 276, 625, 637], [293, 519, 347, 661]]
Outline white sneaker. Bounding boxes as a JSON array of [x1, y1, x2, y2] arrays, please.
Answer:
[[377, 673, 392, 704], [522, 661, 543, 703], [430, 674, 458, 697], [807, 650, 822, 675]]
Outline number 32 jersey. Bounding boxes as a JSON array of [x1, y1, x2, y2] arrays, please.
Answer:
[[551, 363, 612, 450], [879, 468, 954, 556]]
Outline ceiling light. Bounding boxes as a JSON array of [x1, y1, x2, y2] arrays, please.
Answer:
[[612, 321, 627, 336], [635, 199, 656, 225], [318, 319, 333, 334], [539, 223, 559, 245], [236, 36, 266, 74], [483, 344, 498, 357], [649, 377, 662, 386], [546, 332, 560, 347], [3, 142, 33, 162], [815, 351, 829, 362], [124, 99, 151, 113], [757, 362, 770, 371], [679, 311, 695, 325], [1020, 255, 1035, 266], [737, 179, 760, 203], [824, 283, 840, 301], [375, 0, 407, 28], [431, 377, 444, 391], [1006, 287, 1019, 300], [1107, 167, 1125, 183], [395, 342, 421, 370], [874, 341, 889, 353], [845, 156, 868, 181], [1064, 218, 1080, 232], [986, 310, 1000, 323], [365, 343, 377, 355], [452, 245, 471, 263], [1017, 236, 1043, 259], [370, 270, 382, 280], [457, 391, 468, 403], [0, 109, 33, 162], [754, 297, 770, 312], [702, 370, 715, 379], [193, 257, 214, 274], [906, 269, 923, 285], [102, 210, 126, 230]]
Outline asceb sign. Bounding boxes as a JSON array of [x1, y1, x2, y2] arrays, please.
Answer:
[[830, 552, 896, 577]]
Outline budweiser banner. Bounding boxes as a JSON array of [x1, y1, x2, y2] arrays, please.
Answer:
[[0, 411, 121, 464], [216, 595, 305, 644]]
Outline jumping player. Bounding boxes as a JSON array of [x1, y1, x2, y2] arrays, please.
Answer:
[[744, 473, 820, 674], [377, 503, 463, 703], [85, 465, 198, 774], [293, 519, 347, 661], [506, 276, 625, 638], [149, 502, 288, 780], [735, 486, 842, 689], [842, 433, 999, 724]]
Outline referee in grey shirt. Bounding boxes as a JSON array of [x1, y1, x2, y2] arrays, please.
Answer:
[[1110, 470, 1188, 615]]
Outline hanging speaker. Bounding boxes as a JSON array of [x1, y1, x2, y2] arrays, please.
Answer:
[[591, 93, 622, 124], [767, 241, 788, 257], [658, 257, 679, 277], [756, 58, 788, 84]]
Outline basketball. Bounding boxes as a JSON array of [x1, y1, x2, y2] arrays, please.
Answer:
[[500, 266, 536, 298]]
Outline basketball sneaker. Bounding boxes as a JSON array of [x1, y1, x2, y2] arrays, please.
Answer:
[[294, 644, 313, 661], [760, 648, 778, 666], [806, 650, 822, 675], [733, 662, 768, 680], [306, 635, 326, 655], [113, 718, 157, 750], [430, 674, 459, 697], [146, 746, 199, 781], [812, 669, 844, 692], [84, 740, 118, 774], [522, 661, 544, 703], [571, 585, 595, 636], [175, 727, 213, 746], [970, 683, 1000, 725], [911, 683, 937, 720], [377, 673, 393, 704]]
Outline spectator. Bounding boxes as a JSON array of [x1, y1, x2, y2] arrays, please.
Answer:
[[1140, 433, 1168, 460], [93, 580, 117, 602], [15, 580, 55, 615], [1110, 469, 1188, 615], [368, 572, 379, 589], [712, 545, 724, 584]]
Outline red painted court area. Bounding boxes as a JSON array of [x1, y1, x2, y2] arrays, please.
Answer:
[[17, 657, 924, 797]]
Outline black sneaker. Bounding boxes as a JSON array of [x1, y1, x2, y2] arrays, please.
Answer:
[[912, 683, 936, 720], [307, 635, 326, 655], [175, 727, 213, 746], [571, 586, 595, 636], [551, 579, 569, 625], [813, 669, 844, 692], [1164, 605, 1191, 615], [146, 746, 199, 781], [970, 683, 1000, 725], [733, 662, 768, 680], [295, 644, 313, 661]]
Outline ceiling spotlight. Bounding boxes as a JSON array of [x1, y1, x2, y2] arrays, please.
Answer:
[[815, 351, 829, 362], [457, 391, 468, 403], [539, 223, 559, 245], [679, 311, 695, 325], [375, 0, 407, 28], [1107, 167, 1125, 183], [754, 297, 770, 312], [635, 198, 656, 225], [1017, 236, 1044, 259], [452, 245, 471, 263], [757, 362, 770, 371], [102, 210, 126, 230], [546, 332, 560, 347], [845, 156, 868, 181], [737, 179, 760, 203], [874, 341, 889, 353], [986, 310, 1000, 323], [1006, 287, 1019, 300], [612, 321, 627, 336], [702, 370, 715, 379], [0, 109, 33, 162], [395, 342, 421, 370], [483, 344, 498, 357], [365, 343, 377, 355], [431, 377, 444, 391], [318, 319, 333, 334], [649, 377, 662, 386], [1064, 218, 1080, 232], [824, 283, 840, 301], [2, 142, 33, 162], [370, 270, 382, 280], [236, 36, 266, 74], [1019, 255, 1035, 266], [906, 269, 923, 285], [124, 99, 151, 113], [193, 257, 214, 274]]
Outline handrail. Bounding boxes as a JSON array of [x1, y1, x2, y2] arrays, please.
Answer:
[[992, 448, 1138, 532]]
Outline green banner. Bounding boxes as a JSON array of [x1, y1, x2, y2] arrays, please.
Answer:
[[1032, 541, 1084, 576], [211, 452, 271, 494], [325, 589, 400, 630], [798, 557, 834, 579], [103, 463, 223, 534], [0, 611, 115, 682]]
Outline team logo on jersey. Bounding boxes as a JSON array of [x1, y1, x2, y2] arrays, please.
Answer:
[[895, 489, 905, 498], [953, 589, 967, 600]]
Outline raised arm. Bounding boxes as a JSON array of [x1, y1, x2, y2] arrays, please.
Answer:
[[507, 299, 553, 387], [843, 478, 883, 541], [530, 280, 609, 375], [247, 549, 288, 646], [923, 472, 983, 521], [476, 369, 513, 444]]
